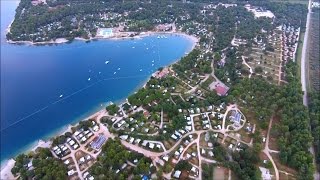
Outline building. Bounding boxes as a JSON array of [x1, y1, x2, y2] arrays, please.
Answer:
[[215, 85, 229, 96], [173, 170, 182, 178], [153, 67, 170, 79], [96, 28, 114, 38], [90, 134, 107, 150]]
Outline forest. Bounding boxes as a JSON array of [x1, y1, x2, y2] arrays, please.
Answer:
[[308, 92, 320, 171], [229, 62, 314, 179], [89, 139, 153, 180], [11, 148, 67, 179], [7, 0, 307, 53]]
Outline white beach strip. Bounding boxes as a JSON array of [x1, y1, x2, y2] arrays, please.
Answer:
[[32, 140, 52, 151], [0, 159, 16, 180]]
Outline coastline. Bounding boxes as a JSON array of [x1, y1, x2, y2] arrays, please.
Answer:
[[6, 30, 199, 46], [0, 109, 105, 178], [1, 30, 198, 178]]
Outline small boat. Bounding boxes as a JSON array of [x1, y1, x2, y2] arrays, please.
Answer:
[[99, 72, 101, 74], [152, 60, 155, 63], [146, 48, 149, 50], [132, 46, 135, 48], [105, 61, 109, 64], [88, 78, 91, 81], [152, 64, 154, 66], [117, 68, 121, 70], [139, 69, 143, 72], [114, 72, 117, 74], [157, 36, 160, 39], [59, 94, 63, 98]]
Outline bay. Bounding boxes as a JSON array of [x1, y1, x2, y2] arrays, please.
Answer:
[[0, 0, 194, 163]]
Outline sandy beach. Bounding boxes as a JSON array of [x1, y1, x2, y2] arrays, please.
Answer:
[[7, 38, 69, 45], [0, 159, 15, 180], [7, 29, 199, 47]]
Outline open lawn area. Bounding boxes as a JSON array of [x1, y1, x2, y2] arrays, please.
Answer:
[[213, 166, 229, 180]]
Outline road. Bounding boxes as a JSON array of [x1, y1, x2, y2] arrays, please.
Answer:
[[301, 0, 311, 106], [301, 1, 320, 179], [263, 117, 279, 180]]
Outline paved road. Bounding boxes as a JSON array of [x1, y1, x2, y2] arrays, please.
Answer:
[[301, 1, 320, 179], [301, 0, 311, 106]]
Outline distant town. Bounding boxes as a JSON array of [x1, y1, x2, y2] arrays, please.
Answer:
[[2, 0, 320, 180]]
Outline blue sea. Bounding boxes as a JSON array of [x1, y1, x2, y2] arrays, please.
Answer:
[[0, 0, 193, 163]]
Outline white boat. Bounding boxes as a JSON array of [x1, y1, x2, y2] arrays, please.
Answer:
[[157, 36, 160, 39], [139, 69, 143, 72], [105, 61, 109, 64], [88, 78, 91, 81], [99, 72, 101, 74], [132, 46, 135, 48], [117, 68, 121, 70], [59, 94, 63, 98], [114, 72, 117, 74], [152, 64, 154, 66], [146, 48, 149, 50], [152, 60, 154, 63]]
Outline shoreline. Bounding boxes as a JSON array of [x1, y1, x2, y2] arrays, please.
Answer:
[[6, 31, 199, 46], [0, 30, 198, 178], [0, 109, 106, 178]]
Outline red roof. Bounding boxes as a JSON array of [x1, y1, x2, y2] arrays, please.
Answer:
[[215, 86, 228, 96]]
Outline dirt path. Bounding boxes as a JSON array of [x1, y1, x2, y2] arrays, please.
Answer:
[[241, 56, 253, 78], [263, 117, 279, 180]]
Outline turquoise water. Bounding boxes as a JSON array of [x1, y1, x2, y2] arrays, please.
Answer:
[[0, 0, 193, 162]]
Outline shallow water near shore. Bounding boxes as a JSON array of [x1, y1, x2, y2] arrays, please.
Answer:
[[0, 0, 194, 163]]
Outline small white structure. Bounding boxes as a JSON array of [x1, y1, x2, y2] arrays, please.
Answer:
[[173, 170, 182, 178], [67, 169, 75, 176], [259, 167, 272, 180], [79, 157, 85, 163], [163, 155, 169, 162], [120, 135, 129, 140], [149, 143, 155, 149], [171, 134, 178, 140]]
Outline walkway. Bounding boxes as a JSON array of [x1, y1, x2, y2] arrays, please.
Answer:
[[263, 116, 279, 180], [241, 56, 253, 78]]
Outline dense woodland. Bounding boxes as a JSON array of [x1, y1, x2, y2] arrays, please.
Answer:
[[11, 148, 67, 179], [8, 0, 307, 51], [308, 92, 320, 171], [89, 139, 153, 180], [229, 62, 315, 179]]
